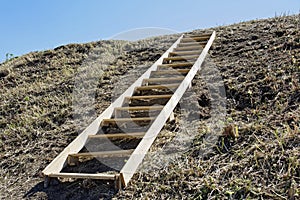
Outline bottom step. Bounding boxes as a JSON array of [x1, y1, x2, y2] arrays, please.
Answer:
[[45, 172, 123, 189], [48, 172, 116, 180]]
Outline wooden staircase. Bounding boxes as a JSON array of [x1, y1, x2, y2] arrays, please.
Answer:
[[42, 31, 216, 189]]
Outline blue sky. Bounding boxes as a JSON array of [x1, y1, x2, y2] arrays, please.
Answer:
[[0, 0, 299, 63]]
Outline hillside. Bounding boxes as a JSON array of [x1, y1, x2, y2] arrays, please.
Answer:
[[0, 14, 299, 199]]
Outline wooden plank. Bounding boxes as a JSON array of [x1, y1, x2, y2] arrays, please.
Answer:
[[125, 94, 172, 100], [143, 77, 184, 85], [151, 69, 190, 76], [177, 41, 206, 47], [101, 117, 155, 126], [115, 106, 164, 111], [102, 117, 155, 123], [169, 50, 201, 56], [88, 132, 145, 139], [135, 83, 179, 91], [163, 55, 199, 61], [69, 149, 134, 158], [174, 46, 203, 51], [157, 66, 192, 71], [114, 106, 163, 118], [157, 62, 193, 68], [120, 31, 216, 187], [48, 172, 116, 180], [115, 174, 122, 189], [181, 36, 210, 42], [183, 33, 211, 38]]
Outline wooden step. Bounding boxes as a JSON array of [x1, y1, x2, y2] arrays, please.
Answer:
[[69, 149, 134, 158], [88, 132, 146, 139], [143, 77, 184, 85], [150, 69, 190, 77], [163, 55, 199, 62], [183, 33, 211, 38], [169, 50, 202, 56], [157, 62, 193, 68], [123, 95, 171, 107], [125, 94, 172, 100], [181, 36, 210, 42], [174, 46, 203, 51], [67, 149, 134, 165], [135, 83, 179, 91], [115, 106, 164, 111], [48, 172, 124, 189], [177, 41, 206, 47], [48, 172, 117, 180], [114, 106, 163, 118], [101, 117, 155, 126]]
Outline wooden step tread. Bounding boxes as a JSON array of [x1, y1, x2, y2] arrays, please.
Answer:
[[88, 132, 146, 139], [177, 41, 207, 47], [101, 117, 156, 126], [115, 106, 164, 111], [163, 55, 199, 61], [183, 33, 211, 38], [69, 149, 134, 158], [135, 83, 179, 91], [102, 117, 155, 122], [174, 46, 203, 51], [181, 36, 210, 42], [158, 62, 193, 67], [169, 50, 202, 56], [48, 172, 117, 180], [125, 94, 172, 100], [151, 69, 190, 75], [143, 77, 184, 84]]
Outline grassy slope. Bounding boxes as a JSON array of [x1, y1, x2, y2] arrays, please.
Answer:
[[0, 35, 178, 199], [0, 14, 299, 199], [117, 14, 300, 199]]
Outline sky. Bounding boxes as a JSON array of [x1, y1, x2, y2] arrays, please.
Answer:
[[0, 0, 299, 63]]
